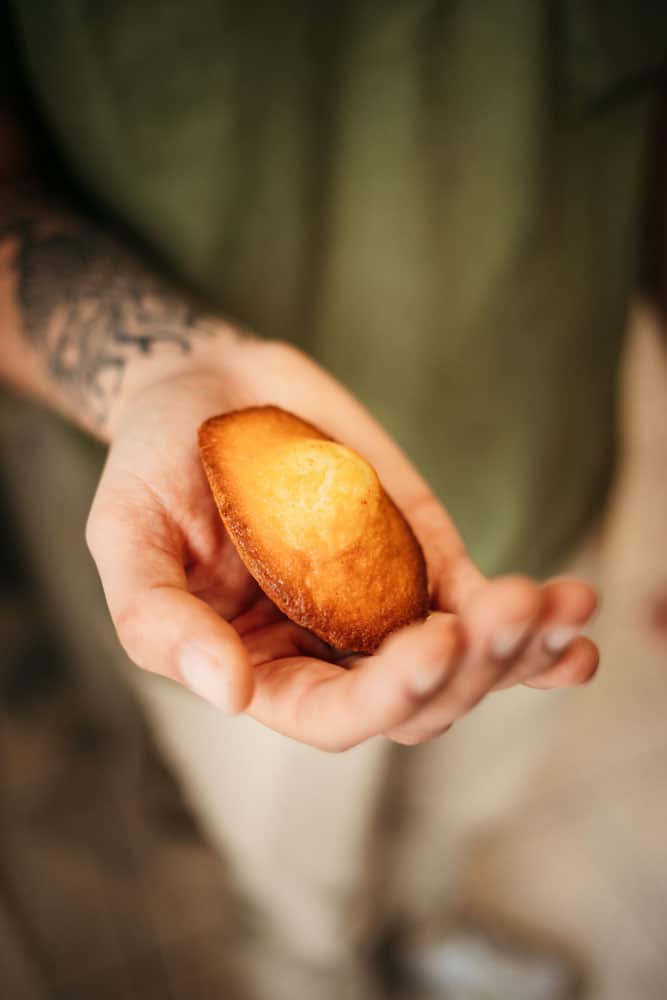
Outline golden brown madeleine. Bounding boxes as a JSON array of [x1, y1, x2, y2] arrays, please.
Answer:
[[198, 407, 429, 652]]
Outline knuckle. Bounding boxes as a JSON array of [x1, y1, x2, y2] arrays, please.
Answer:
[[113, 601, 144, 663], [573, 658, 598, 686], [84, 507, 104, 555], [456, 687, 486, 714]]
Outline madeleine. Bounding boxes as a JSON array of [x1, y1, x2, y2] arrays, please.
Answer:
[[198, 406, 428, 652]]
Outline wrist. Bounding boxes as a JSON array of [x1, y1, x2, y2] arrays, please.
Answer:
[[103, 322, 274, 442]]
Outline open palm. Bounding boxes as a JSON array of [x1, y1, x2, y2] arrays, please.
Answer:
[[87, 340, 599, 751]]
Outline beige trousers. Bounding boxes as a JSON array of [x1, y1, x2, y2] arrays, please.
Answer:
[[126, 315, 667, 1000]]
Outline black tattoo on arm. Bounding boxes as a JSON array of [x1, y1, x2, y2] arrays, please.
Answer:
[[1, 210, 216, 424]]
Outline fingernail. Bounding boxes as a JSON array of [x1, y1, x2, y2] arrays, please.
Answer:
[[543, 626, 578, 656], [180, 646, 231, 712], [489, 621, 532, 661], [411, 661, 449, 698]]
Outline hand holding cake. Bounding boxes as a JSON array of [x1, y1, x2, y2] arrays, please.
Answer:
[[86, 335, 599, 750]]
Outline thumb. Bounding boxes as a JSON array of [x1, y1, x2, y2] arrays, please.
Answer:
[[86, 492, 253, 714]]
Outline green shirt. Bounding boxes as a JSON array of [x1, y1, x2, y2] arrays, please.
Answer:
[[10, 0, 667, 575]]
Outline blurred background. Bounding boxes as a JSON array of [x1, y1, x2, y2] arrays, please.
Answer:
[[3, 3, 667, 999]]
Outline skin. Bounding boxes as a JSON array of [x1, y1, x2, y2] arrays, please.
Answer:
[[0, 112, 599, 752]]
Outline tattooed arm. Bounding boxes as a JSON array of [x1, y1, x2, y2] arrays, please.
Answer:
[[0, 115, 599, 747], [0, 104, 255, 435], [0, 200, 241, 436]]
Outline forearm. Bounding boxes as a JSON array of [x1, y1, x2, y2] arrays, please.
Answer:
[[0, 191, 242, 440]]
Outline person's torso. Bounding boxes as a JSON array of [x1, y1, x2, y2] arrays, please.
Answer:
[[11, 0, 666, 574]]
